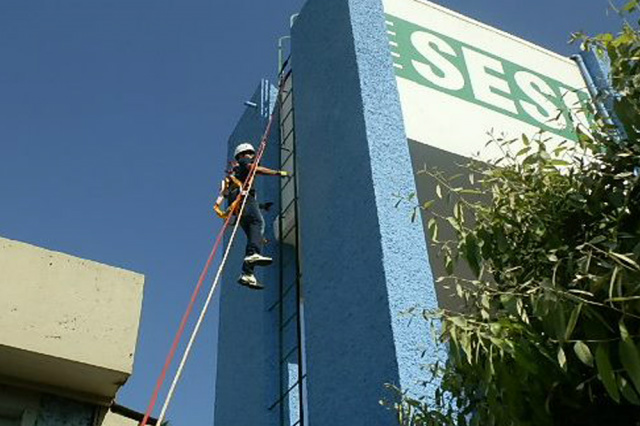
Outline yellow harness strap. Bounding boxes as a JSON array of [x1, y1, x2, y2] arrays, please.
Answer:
[[213, 175, 245, 219]]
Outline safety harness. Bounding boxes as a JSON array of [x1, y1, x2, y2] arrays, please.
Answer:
[[213, 171, 245, 219]]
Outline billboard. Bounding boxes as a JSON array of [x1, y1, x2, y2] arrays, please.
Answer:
[[382, 0, 591, 308], [383, 0, 591, 160]]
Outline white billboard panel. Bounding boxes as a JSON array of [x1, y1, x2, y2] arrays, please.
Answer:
[[383, 0, 591, 160]]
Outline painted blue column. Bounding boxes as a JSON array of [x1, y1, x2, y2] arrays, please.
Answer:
[[578, 50, 633, 141], [579, 50, 617, 119], [213, 80, 281, 426], [291, 0, 439, 424], [579, 50, 614, 107]]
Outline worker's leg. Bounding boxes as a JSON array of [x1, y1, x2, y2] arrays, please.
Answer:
[[241, 196, 264, 255], [240, 196, 265, 275]]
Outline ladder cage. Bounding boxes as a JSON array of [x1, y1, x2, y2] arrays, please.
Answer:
[[270, 57, 307, 426]]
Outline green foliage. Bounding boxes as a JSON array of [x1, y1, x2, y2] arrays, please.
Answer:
[[388, 3, 640, 426]]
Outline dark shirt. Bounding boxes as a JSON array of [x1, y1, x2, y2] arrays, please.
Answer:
[[229, 157, 256, 202], [233, 157, 254, 184]]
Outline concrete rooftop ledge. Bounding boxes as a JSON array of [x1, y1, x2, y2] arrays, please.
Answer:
[[0, 236, 144, 405]]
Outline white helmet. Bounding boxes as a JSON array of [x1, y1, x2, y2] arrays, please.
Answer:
[[234, 143, 255, 159]]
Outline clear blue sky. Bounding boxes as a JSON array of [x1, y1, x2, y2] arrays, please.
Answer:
[[0, 0, 623, 425]]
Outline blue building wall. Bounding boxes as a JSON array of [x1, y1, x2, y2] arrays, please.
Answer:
[[291, 0, 438, 424], [214, 0, 441, 424]]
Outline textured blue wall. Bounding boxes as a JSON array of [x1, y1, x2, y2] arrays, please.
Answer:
[[291, 0, 438, 424], [213, 81, 282, 426]]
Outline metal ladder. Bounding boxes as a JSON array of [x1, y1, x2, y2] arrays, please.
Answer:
[[267, 59, 306, 426]]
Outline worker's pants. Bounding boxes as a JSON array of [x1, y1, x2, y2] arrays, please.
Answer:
[[240, 195, 265, 275]]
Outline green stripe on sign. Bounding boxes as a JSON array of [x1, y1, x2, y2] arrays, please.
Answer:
[[385, 14, 593, 141]]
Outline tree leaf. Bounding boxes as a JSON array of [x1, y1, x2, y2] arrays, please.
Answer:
[[574, 341, 594, 367], [427, 218, 438, 241], [609, 252, 640, 270], [619, 375, 640, 405], [564, 304, 583, 341], [422, 200, 435, 210], [622, 0, 639, 13], [436, 184, 442, 199], [589, 235, 607, 245], [619, 321, 640, 395], [596, 344, 620, 403], [558, 347, 567, 371]]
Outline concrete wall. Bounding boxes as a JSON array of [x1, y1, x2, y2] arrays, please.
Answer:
[[291, 0, 439, 424], [0, 385, 40, 426], [0, 384, 95, 426], [213, 81, 282, 426], [100, 410, 139, 426], [0, 237, 144, 404], [0, 384, 149, 426], [35, 396, 94, 426]]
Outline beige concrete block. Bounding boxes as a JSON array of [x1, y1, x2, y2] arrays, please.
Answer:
[[101, 411, 140, 426], [0, 237, 144, 403]]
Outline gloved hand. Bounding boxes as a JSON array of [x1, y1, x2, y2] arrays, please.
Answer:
[[280, 170, 293, 178]]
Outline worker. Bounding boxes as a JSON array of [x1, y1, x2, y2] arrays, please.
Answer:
[[214, 142, 290, 290]]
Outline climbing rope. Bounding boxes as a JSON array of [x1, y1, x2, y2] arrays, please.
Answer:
[[139, 80, 283, 426]]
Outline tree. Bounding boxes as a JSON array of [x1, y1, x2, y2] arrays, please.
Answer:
[[388, 3, 640, 425]]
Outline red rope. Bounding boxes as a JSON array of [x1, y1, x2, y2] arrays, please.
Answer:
[[139, 211, 235, 426], [139, 79, 283, 426]]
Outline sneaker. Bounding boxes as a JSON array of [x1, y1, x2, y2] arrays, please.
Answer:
[[237, 274, 264, 290], [244, 253, 273, 267]]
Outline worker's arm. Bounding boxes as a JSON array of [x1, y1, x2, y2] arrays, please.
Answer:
[[256, 165, 291, 177], [215, 179, 228, 204], [213, 179, 228, 217]]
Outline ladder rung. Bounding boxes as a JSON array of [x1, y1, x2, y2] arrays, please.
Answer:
[[267, 280, 296, 312], [279, 68, 293, 88], [280, 173, 295, 193], [283, 68, 293, 82], [279, 89, 293, 110], [267, 374, 307, 411], [280, 106, 294, 126], [280, 311, 298, 331], [280, 127, 295, 146], [280, 132, 295, 152], [280, 345, 298, 364], [281, 197, 298, 216], [281, 223, 296, 242], [281, 149, 295, 168], [279, 56, 291, 75]]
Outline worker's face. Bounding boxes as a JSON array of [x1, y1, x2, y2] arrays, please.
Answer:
[[242, 151, 255, 159]]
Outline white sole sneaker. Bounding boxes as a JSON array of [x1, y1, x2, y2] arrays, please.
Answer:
[[237, 274, 264, 290], [244, 253, 273, 267]]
